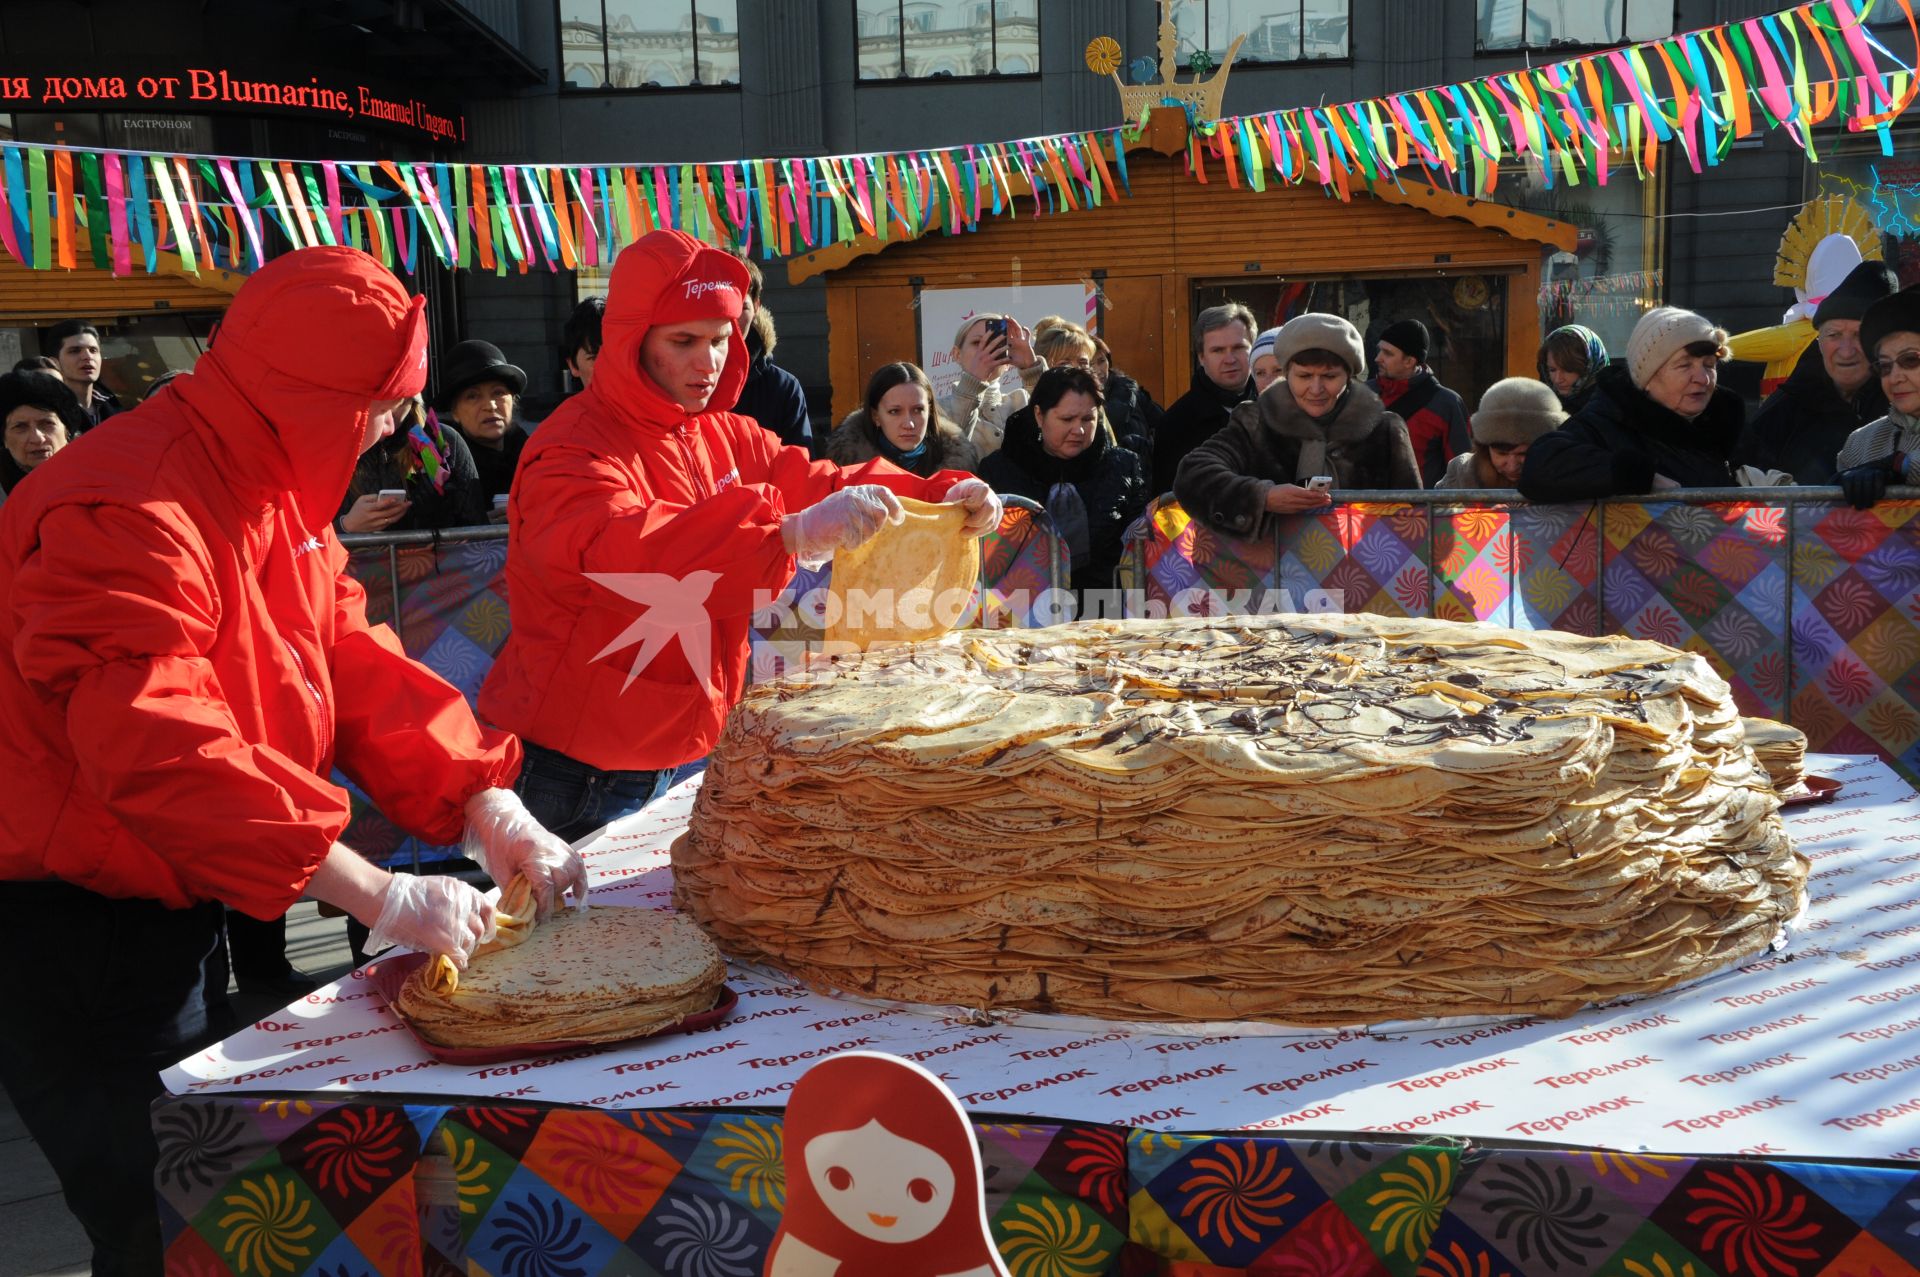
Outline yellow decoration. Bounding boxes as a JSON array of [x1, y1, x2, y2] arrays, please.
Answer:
[[1774, 194, 1881, 291], [1085, 36, 1123, 78]]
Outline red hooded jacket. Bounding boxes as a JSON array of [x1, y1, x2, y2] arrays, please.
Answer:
[[478, 231, 967, 771], [0, 247, 521, 919]]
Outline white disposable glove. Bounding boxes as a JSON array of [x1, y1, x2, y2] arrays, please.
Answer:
[[462, 787, 589, 919], [366, 874, 496, 969], [781, 484, 905, 561], [942, 477, 1002, 538]]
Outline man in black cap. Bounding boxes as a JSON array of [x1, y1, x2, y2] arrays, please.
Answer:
[[439, 339, 529, 504], [1367, 318, 1469, 488], [1740, 259, 1898, 485]]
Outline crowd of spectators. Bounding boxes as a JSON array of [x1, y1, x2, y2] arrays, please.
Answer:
[[26, 262, 1920, 569]]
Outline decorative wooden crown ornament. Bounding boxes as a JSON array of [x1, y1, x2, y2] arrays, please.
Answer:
[[1096, 0, 1243, 123]]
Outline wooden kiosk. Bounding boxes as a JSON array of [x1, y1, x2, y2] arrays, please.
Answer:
[[790, 107, 1577, 420]]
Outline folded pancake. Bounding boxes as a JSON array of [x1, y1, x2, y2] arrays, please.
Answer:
[[394, 905, 727, 1048]]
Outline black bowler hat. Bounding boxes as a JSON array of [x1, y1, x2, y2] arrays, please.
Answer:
[[1813, 259, 1899, 329], [437, 339, 527, 410], [1860, 284, 1920, 361]]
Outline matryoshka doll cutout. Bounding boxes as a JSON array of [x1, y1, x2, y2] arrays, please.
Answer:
[[767, 1051, 1010, 1277]]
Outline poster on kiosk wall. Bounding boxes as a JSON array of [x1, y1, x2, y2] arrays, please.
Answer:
[[919, 284, 1096, 402]]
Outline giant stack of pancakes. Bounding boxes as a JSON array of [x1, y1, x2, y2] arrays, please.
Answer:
[[673, 614, 1808, 1026]]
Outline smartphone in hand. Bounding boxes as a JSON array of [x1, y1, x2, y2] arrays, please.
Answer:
[[1306, 476, 1334, 492]]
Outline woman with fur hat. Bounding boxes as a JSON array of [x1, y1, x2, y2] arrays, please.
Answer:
[[1520, 306, 1749, 501], [1436, 378, 1566, 490], [1175, 312, 1419, 539], [826, 362, 979, 478]]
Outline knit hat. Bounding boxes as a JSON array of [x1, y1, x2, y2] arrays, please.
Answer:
[[1472, 377, 1566, 447], [1862, 285, 1920, 360], [1812, 259, 1899, 328], [1272, 313, 1365, 377], [1626, 307, 1729, 388], [1377, 318, 1430, 363], [1250, 326, 1283, 364]]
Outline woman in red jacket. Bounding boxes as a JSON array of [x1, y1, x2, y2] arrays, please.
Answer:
[[0, 247, 584, 1277], [479, 230, 999, 836]]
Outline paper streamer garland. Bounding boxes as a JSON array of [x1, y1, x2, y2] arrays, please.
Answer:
[[0, 0, 1912, 279]]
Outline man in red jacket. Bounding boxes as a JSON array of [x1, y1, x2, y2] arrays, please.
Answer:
[[479, 230, 999, 836], [0, 247, 584, 1277]]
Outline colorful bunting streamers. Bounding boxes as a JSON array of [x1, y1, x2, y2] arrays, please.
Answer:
[[0, 0, 1910, 279]]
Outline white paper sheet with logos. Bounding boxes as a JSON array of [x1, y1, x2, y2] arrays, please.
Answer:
[[164, 755, 1920, 1159]]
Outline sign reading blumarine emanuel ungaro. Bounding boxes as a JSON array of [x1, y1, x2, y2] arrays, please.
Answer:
[[2, 63, 465, 144]]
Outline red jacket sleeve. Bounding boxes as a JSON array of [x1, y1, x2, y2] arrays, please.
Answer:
[[324, 539, 522, 845], [9, 503, 341, 917], [517, 437, 800, 624]]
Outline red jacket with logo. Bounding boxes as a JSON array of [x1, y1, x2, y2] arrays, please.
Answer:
[[0, 247, 521, 918], [478, 232, 968, 771]]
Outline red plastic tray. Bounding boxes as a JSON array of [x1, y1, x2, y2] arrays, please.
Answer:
[[366, 951, 737, 1065], [1779, 775, 1843, 808]]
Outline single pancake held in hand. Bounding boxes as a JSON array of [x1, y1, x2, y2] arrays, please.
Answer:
[[825, 497, 979, 650], [672, 613, 1808, 1027]]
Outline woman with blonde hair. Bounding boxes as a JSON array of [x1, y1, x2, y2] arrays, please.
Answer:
[[940, 313, 1046, 458]]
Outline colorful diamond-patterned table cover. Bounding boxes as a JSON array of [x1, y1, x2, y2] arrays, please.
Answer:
[[1126, 497, 1920, 784], [156, 1095, 1920, 1276]]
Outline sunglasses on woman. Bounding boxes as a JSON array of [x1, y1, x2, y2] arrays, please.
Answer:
[[1875, 349, 1920, 377]]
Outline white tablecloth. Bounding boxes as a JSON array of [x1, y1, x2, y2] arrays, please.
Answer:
[[164, 754, 1920, 1158]]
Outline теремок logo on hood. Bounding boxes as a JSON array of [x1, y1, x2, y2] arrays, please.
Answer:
[[682, 279, 737, 301]]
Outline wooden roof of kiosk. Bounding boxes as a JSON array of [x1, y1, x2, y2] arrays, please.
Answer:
[[790, 106, 1577, 422], [0, 247, 242, 321]]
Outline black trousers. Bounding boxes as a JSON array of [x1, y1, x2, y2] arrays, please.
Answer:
[[0, 883, 229, 1277]]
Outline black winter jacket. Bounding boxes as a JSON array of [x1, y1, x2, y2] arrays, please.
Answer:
[[1520, 365, 1746, 502], [732, 328, 815, 456], [1737, 343, 1888, 485], [1151, 367, 1255, 498], [1103, 370, 1163, 458], [980, 404, 1148, 594]]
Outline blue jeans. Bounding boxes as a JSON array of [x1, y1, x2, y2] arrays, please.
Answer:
[[0, 884, 228, 1277], [515, 741, 673, 843]]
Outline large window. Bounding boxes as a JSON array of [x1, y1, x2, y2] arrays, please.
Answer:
[[561, 0, 740, 89], [1477, 0, 1672, 52], [1173, 2, 1350, 66], [855, 1, 1039, 80]]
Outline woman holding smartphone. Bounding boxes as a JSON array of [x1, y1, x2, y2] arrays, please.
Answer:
[[937, 312, 1047, 460], [336, 394, 487, 532], [1175, 312, 1419, 539]]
